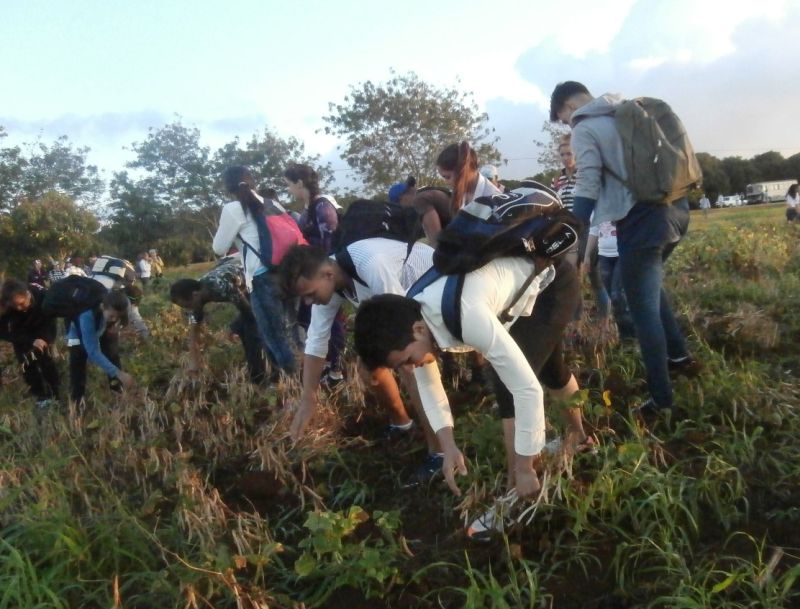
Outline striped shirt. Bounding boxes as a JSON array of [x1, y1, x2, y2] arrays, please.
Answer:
[[552, 169, 577, 210], [305, 238, 434, 359]]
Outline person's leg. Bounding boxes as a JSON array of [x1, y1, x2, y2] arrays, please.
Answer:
[[249, 273, 296, 375], [232, 312, 267, 385], [599, 256, 636, 340], [14, 343, 47, 400], [588, 257, 611, 321], [658, 242, 689, 361], [69, 345, 88, 402], [618, 246, 674, 409], [325, 310, 346, 376], [38, 349, 61, 400]]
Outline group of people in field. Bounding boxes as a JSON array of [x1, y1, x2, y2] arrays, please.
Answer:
[[1, 81, 707, 540]]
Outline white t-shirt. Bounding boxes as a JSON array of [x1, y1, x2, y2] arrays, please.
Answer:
[[212, 196, 265, 289], [137, 259, 151, 278], [304, 238, 434, 359], [589, 221, 619, 258], [786, 193, 799, 208], [412, 258, 556, 457]]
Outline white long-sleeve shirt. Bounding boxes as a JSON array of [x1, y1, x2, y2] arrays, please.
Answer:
[[305, 238, 434, 359], [212, 199, 265, 289], [412, 257, 556, 457]]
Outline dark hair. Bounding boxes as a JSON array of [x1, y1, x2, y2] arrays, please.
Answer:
[[437, 141, 479, 215], [276, 245, 330, 297], [169, 279, 201, 304], [0, 279, 29, 307], [260, 187, 280, 201], [103, 290, 130, 325], [549, 81, 590, 122], [123, 283, 143, 305], [223, 165, 263, 218], [354, 294, 423, 370], [788, 184, 798, 198], [283, 163, 321, 200]]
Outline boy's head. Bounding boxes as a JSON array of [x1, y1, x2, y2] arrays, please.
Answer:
[[0, 279, 32, 312], [278, 245, 337, 305], [549, 81, 592, 124], [102, 290, 130, 326], [354, 294, 434, 370], [170, 278, 202, 309]]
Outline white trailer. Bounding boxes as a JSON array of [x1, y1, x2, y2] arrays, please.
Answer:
[[745, 180, 798, 204]]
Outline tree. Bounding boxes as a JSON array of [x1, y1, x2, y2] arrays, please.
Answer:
[[696, 153, 730, 201], [532, 120, 570, 174], [323, 71, 501, 194], [751, 151, 785, 182], [720, 156, 758, 194], [0, 129, 104, 212], [0, 191, 99, 275], [212, 127, 332, 196]]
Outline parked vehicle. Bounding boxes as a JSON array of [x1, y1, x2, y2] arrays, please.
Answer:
[[745, 180, 798, 204], [718, 195, 744, 207]]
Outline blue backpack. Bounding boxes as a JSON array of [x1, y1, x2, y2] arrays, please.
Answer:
[[408, 182, 579, 341]]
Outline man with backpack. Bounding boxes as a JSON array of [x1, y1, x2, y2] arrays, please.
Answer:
[[0, 279, 61, 408], [550, 81, 702, 420], [277, 239, 446, 485], [353, 254, 594, 539]]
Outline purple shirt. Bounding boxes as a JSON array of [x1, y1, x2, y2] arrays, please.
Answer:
[[298, 196, 339, 253]]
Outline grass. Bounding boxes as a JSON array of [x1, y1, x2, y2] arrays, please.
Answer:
[[0, 205, 799, 608]]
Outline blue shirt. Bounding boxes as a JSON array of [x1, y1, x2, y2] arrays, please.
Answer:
[[67, 309, 120, 378]]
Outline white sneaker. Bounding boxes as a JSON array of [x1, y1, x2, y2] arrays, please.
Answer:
[[466, 490, 519, 542]]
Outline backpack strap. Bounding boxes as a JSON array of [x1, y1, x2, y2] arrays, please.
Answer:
[[333, 248, 366, 287], [498, 257, 549, 324], [406, 267, 465, 342]]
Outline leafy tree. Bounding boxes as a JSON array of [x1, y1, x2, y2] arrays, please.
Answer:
[[750, 151, 785, 182], [0, 191, 99, 275], [0, 129, 104, 211], [696, 153, 730, 201], [323, 71, 501, 193], [532, 120, 570, 174], [213, 127, 332, 196], [720, 156, 758, 194]]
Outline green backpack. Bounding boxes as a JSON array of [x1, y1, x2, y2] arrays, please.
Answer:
[[607, 97, 703, 204]]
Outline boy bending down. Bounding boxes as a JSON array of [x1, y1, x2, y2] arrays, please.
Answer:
[[354, 257, 593, 506]]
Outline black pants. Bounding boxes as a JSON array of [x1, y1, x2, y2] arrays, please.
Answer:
[[230, 312, 268, 385], [492, 258, 580, 420], [13, 342, 60, 400], [69, 331, 121, 402]]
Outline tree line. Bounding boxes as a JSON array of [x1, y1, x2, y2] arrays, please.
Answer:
[[1, 72, 796, 276]]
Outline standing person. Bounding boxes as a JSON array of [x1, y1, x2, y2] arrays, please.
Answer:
[[48, 260, 66, 284], [786, 184, 799, 222], [409, 187, 452, 247], [67, 290, 136, 403], [148, 249, 164, 278], [698, 193, 711, 217], [550, 81, 700, 418], [136, 253, 152, 290], [213, 165, 304, 377], [353, 256, 594, 538], [284, 163, 345, 385], [65, 256, 88, 277], [551, 134, 578, 211], [170, 256, 267, 384], [584, 220, 635, 341], [27, 260, 48, 288], [0, 280, 61, 407]]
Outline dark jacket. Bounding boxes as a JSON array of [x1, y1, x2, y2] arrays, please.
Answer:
[[0, 286, 57, 347]]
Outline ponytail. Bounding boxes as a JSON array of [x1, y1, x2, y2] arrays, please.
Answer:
[[437, 141, 479, 214], [222, 165, 264, 217]]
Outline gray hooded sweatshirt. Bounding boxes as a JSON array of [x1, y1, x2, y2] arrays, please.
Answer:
[[570, 94, 636, 226]]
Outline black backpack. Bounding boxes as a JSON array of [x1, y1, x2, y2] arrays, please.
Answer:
[[333, 199, 424, 286], [42, 276, 107, 320], [433, 182, 581, 275]]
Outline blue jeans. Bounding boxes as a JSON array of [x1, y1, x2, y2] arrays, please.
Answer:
[[250, 272, 296, 374], [617, 199, 690, 409], [596, 255, 636, 340]]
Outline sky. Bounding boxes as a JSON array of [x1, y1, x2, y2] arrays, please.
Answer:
[[1, 0, 798, 191]]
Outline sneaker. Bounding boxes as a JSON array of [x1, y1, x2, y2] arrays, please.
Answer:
[[35, 398, 59, 410], [383, 419, 416, 441], [634, 398, 673, 426], [404, 453, 444, 488], [466, 490, 519, 542], [321, 367, 344, 389], [668, 356, 703, 379]]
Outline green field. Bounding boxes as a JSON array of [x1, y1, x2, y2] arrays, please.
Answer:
[[1, 206, 799, 608]]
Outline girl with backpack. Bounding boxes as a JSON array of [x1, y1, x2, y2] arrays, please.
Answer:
[[213, 166, 304, 377], [67, 290, 135, 403], [436, 141, 503, 214], [283, 163, 346, 386]]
